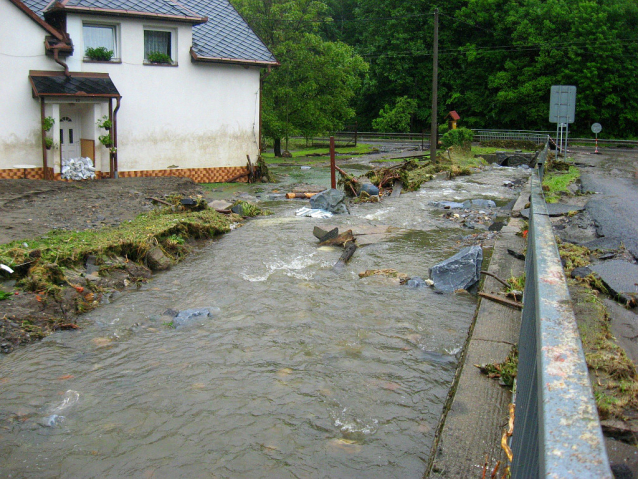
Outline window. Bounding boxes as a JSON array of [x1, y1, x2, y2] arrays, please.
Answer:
[[84, 24, 115, 51], [144, 29, 175, 64], [83, 24, 117, 60]]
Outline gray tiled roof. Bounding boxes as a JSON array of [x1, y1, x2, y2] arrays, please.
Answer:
[[183, 0, 277, 63], [54, 0, 203, 19], [30, 73, 120, 97], [22, 0, 50, 18], [20, 0, 276, 64]]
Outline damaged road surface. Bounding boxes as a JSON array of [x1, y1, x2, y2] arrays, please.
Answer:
[[0, 164, 531, 478]]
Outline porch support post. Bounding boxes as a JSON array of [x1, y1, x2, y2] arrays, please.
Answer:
[[113, 97, 121, 178], [40, 98, 48, 180], [108, 98, 113, 178]]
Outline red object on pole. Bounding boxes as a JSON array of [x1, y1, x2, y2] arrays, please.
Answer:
[[330, 136, 336, 189]]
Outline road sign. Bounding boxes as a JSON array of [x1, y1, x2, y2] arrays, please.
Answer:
[[591, 123, 602, 134], [549, 86, 576, 124]]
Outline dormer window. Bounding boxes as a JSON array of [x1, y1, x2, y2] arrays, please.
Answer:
[[83, 24, 118, 62], [144, 28, 176, 65]]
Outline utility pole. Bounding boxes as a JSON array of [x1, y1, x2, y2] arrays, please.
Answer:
[[430, 8, 439, 162]]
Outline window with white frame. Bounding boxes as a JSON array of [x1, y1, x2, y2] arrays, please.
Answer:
[[83, 24, 118, 60], [144, 28, 176, 64]]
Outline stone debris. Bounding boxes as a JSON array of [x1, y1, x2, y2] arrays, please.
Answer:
[[296, 207, 333, 219], [309, 189, 349, 215], [172, 307, 221, 328], [61, 157, 96, 180], [430, 201, 465, 209], [429, 245, 483, 293]]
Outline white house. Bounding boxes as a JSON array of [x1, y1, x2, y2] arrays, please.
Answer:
[[0, 0, 278, 181]]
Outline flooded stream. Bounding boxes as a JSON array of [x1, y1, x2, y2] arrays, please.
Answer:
[[0, 163, 528, 478]]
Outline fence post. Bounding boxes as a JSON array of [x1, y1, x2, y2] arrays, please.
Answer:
[[354, 121, 358, 147], [330, 136, 336, 189]]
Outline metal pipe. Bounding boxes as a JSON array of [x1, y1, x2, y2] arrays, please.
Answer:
[[52, 46, 70, 77]]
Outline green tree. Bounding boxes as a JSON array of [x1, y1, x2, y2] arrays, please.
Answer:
[[372, 96, 418, 132], [233, 0, 367, 155]]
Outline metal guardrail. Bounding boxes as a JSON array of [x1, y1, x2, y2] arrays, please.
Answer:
[[473, 129, 552, 144], [510, 142, 612, 478]]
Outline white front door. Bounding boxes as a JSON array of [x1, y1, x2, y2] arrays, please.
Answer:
[[60, 115, 81, 160]]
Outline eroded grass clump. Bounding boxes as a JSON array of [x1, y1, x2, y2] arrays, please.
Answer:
[[557, 240, 590, 274], [475, 345, 519, 389], [573, 285, 638, 420], [231, 200, 272, 217], [0, 208, 233, 296]]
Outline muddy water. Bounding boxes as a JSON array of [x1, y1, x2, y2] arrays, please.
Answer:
[[0, 165, 528, 478]]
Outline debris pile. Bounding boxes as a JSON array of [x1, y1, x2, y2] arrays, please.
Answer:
[[61, 157, 96, 180], [431, 198, 501, 231]]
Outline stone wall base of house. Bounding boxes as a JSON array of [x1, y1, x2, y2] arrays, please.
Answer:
[[0, 167, 248, 183]]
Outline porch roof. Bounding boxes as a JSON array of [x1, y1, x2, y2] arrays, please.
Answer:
[[29, 71, 121, 98]]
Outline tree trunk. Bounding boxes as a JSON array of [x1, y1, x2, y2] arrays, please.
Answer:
[[274, 138, 282, 157]]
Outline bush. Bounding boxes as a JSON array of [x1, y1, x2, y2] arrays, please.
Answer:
[[85, 47, 114, 61], [441, 127, 474, 149], [372, 96, 417, 133], [147, 52, 172, 64]]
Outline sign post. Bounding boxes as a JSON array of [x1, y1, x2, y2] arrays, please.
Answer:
[[591, 123, 602, 154], [549, 86, 576, 155]]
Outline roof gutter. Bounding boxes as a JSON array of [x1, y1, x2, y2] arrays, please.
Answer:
[[190, 47, 279, 68], [45, 3, 208, 24]]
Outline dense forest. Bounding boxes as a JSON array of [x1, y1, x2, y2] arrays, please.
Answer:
[[232, 0, 638, 144]]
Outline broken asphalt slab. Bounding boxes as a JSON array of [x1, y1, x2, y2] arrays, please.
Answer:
[[520, 203, 584, 219], [590, 261, 638, 306]]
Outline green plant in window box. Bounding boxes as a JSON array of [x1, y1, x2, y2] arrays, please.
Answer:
[[97, 115, 112, 130], [99, 133, 113, 148], [42, 116, 55, 132], [85, 47, 114, 62], [147, 52, 172, 64]]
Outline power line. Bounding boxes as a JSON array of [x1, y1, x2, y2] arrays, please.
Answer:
[[357, 38, 638, 60]]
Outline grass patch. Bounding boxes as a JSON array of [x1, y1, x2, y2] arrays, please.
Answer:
[[542, 165, 580, 203], [507, 273, 526, 292]]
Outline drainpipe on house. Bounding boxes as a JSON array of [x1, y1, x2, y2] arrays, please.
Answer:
[[112, 97, 121, 179], [52, 45, 70, 77]]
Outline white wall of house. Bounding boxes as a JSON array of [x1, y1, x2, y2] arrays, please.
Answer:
[[66, 15, 261, 173], [0, 2, 59, 170], [1, 3, 261, 176]]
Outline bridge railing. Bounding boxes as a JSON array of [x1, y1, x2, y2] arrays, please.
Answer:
[[511, 141, 612, 477]]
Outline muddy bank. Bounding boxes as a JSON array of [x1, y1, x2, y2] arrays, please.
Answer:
[[0, 178, 244, 353], [0, 177, 203, 245]]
